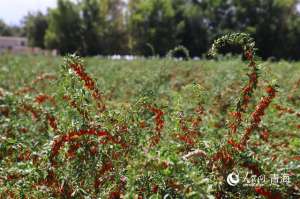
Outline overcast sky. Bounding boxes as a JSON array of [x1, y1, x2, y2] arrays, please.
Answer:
[[0, 0, 58, 25]]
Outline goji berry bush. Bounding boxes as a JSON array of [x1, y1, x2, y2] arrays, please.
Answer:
[[0, 34, 299, 198]]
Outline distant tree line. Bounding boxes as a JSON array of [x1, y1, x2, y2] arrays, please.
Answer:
[[0, 19, 24, 37], [1, 0, 300, 59]]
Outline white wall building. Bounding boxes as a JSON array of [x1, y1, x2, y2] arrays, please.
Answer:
[[0, 36, 28, 53]]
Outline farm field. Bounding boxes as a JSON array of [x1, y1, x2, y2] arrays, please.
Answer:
[[0, 53, 300, 198]]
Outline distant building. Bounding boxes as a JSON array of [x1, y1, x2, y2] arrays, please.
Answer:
[[0, 36, 57, 56], [0, 36, 28, 54]]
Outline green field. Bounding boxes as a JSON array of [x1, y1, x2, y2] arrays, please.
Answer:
[[0, 54, 299, 198]]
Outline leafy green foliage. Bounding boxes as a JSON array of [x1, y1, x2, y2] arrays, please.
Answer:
[[23, 12, 49, 49], [3, 0, 300, 59], [167, 45, 190, 60], [0, 34, 300, 198], [0, 19, 13, 36], [129, 0, 180, 56], [209, 33, 255, 57], [45, 0, 84, 54]]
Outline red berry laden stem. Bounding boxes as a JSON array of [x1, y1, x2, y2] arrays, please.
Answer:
[[230, 49, 259, 134], [240, 86, 277, 146], [50, 129, 127, 165], [68, 62, 106, 112], [146, 105, 165, 146]]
